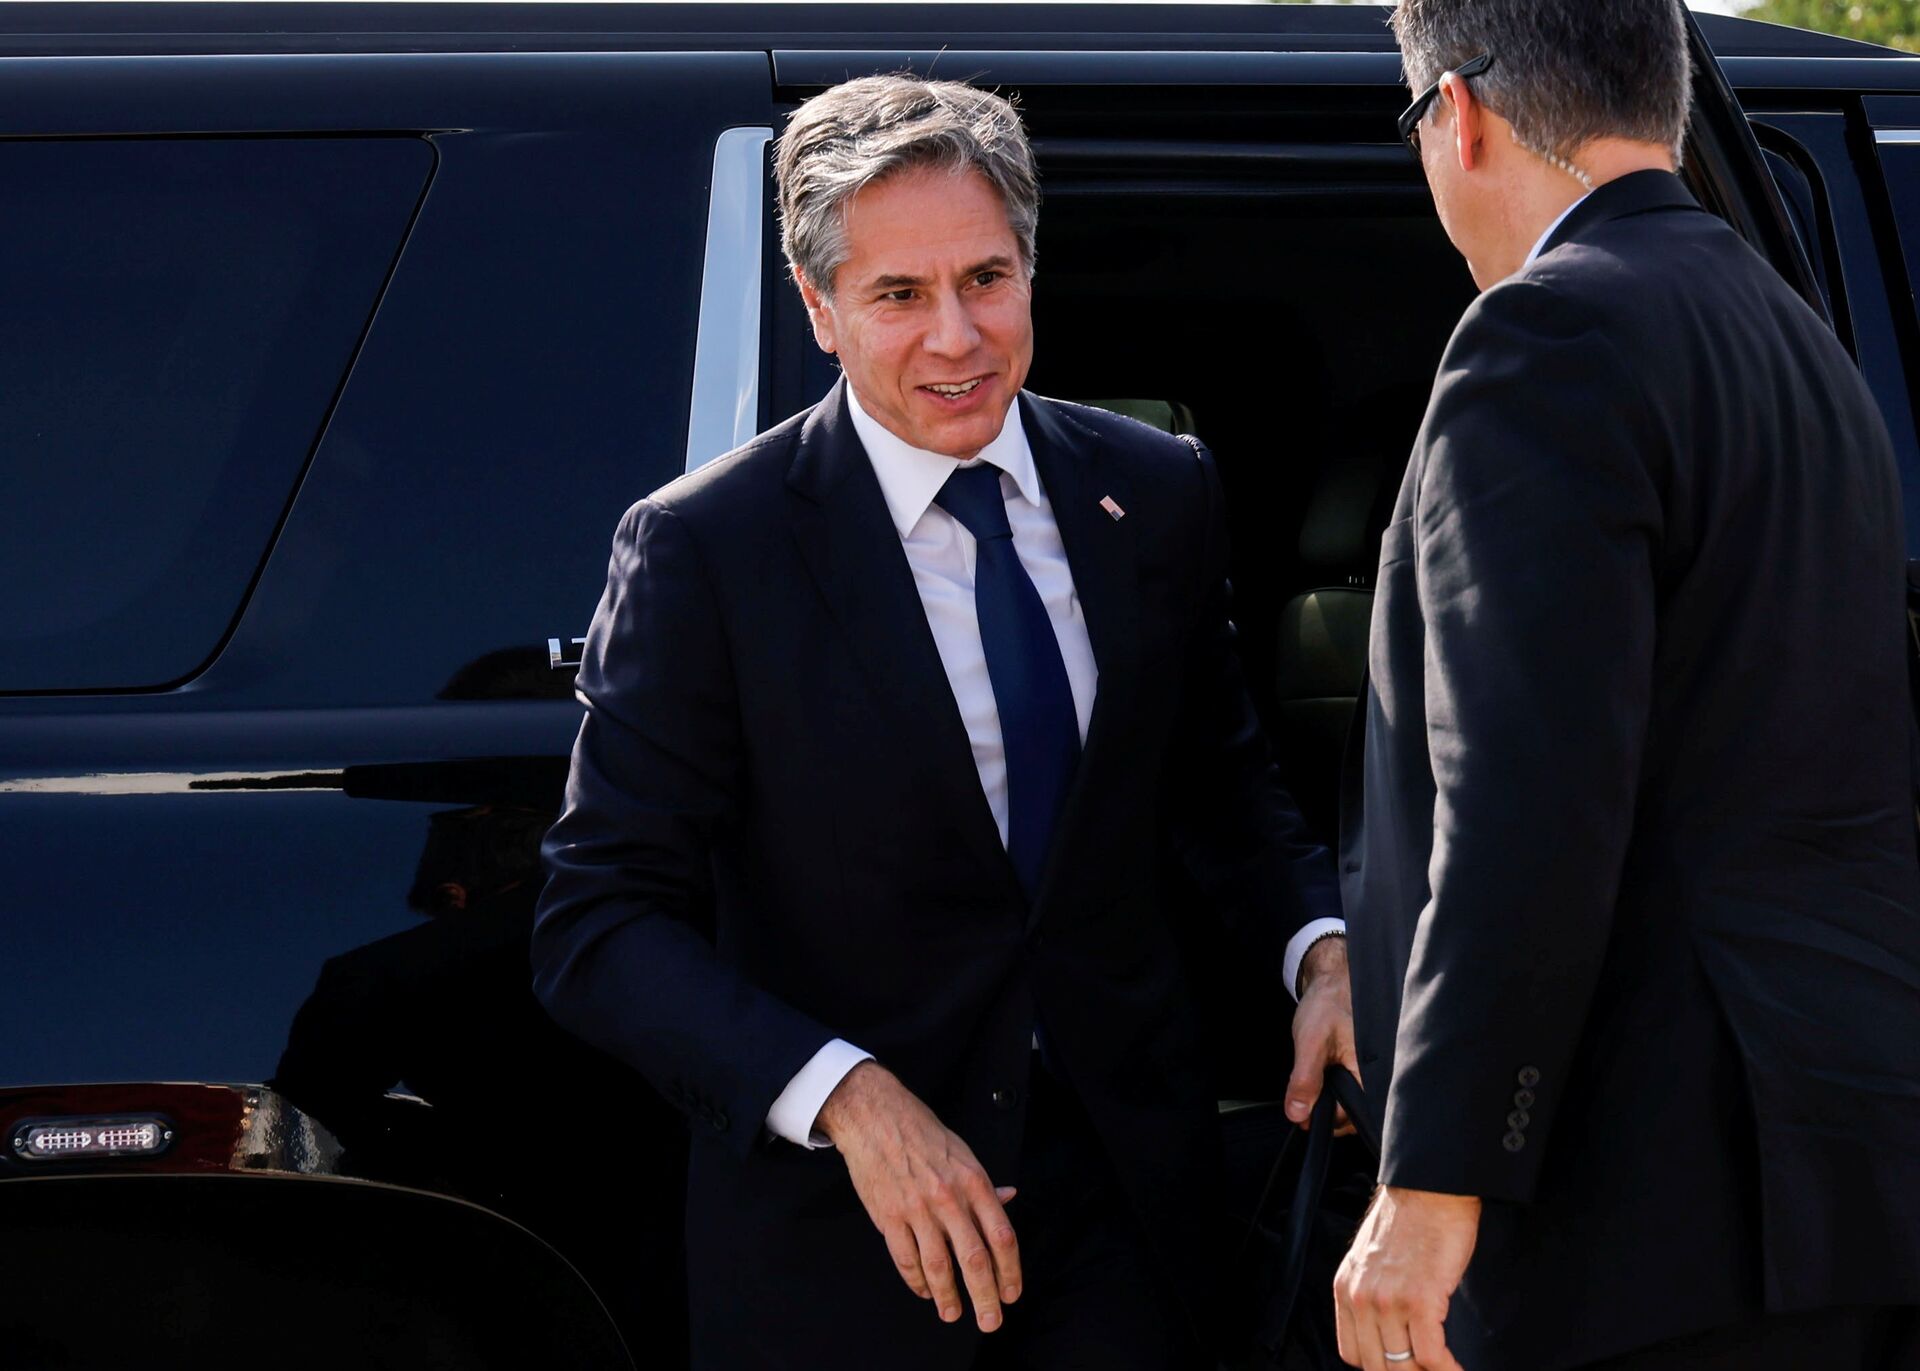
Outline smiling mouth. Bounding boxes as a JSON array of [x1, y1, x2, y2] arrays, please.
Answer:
[[921, 378, 985, 397]]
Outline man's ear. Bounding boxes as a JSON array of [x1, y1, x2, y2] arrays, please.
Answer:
[[794, 269, 838, 355], [1439, 72, 1485, 175]]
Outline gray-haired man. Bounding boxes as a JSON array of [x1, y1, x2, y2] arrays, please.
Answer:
[[1337, 3, 1920, 1370], [533, 75, 1353, 1369]]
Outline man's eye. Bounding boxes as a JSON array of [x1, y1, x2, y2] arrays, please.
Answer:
[[973, 271, 1002, 287], [881, 289, 916, 303]]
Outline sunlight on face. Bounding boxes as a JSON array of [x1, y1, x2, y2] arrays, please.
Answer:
[[1418, 97, 1467, 257], [1415, 87, 1501, 290], [799, 165, 1035, 460]]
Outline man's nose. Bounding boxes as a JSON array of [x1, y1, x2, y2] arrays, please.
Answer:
[[923, 291, 982, 358]]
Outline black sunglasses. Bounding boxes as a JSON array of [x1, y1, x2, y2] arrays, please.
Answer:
[[1398, 52, 1496, 159]]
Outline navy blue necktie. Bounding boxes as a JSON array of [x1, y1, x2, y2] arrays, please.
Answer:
[[935, 464, 1081, 900]]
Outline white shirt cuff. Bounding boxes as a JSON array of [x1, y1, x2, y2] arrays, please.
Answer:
[[1283, 917, 1348, 1002], [765, 1038, 874, 1149]]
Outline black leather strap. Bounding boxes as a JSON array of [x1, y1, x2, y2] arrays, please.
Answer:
[[1241, 1064, 1380, 1357]]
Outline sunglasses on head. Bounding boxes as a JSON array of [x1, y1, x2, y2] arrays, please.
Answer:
[[1398, 52, 1496, 160]]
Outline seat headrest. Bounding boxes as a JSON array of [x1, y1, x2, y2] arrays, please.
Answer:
[[1298, 385, 1427, 577], [1298, 449, 1393, 576], [1078, 397, 1197, 436]]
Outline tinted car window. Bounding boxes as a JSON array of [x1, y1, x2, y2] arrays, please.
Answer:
[[1877, 141, 1920, 331], [0, 137, 432, 692]]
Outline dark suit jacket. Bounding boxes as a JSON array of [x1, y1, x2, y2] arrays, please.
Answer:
[[1342, 170, 1920, 1370], [533, 379, 1338, 1368]]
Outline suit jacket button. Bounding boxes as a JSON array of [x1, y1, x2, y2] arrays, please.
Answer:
[[1513, 1088, 1536, 1110], [1507, 1109, 1531, 1130], [1517, 1067, 1542, 1088], [712, 1111, 729, 1132], [991, 1088, 1019, 1111], [1502, 1131, 1526, 1153]]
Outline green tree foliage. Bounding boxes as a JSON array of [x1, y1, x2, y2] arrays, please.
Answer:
[[1729, 0, 1920, 51], [1308, 0, 1920, 54], [1297, 0, 1912, 53]]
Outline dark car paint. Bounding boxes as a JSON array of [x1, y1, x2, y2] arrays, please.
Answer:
[[2, 4, 1917, 1360]]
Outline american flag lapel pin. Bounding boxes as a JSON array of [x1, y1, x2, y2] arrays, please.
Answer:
[[1099, 495, 1126, 521]]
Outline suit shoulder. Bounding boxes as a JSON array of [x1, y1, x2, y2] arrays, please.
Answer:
[[1440, 269, 1662, 413], [620, 403, 810, 535], [1027, 394, 1216, 541], [1457, 268, 1612, 344], [1513, 210, 1767, 341]]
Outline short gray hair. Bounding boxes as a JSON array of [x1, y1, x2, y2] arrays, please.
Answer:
[[1391, 0, 1693, 167], [773, 74, 1040, 299]]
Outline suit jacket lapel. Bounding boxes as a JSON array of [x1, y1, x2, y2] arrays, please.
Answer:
[[1020, 394, 1142, 925], [786, 379, 1018, 897]]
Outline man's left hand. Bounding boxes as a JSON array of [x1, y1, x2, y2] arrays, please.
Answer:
[[1288, 935, 1359, 1130], [1335, 1186, 1481, 1371]]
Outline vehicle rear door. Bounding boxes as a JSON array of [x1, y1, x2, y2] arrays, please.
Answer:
[[0, 44, 776, 1364]]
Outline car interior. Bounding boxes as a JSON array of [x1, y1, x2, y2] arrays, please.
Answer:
[[1029, 115, 1474, 824], [1037, 189, 1474, 841], [1004, 112, 1494, 1348]]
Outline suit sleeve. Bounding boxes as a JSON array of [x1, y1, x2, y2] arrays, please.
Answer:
[[531, 499, 836, 1158], [1381, 280, 1663, 1202], [1164, 440, 1343, 993]]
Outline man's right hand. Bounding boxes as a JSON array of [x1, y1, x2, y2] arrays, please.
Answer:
[[1289, 934, 1360, 1134], [817, 1061, 1022, 1333]]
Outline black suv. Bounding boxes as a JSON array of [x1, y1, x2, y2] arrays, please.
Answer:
[[4, 5, 1918, 1365]]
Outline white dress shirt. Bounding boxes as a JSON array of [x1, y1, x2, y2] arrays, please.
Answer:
[[848, 383, 1100, 843], [766, 383, 1329, 1146], [1527, 192, 1591, 268]]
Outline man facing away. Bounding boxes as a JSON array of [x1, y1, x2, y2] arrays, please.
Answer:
[[532, 75, 1356, 1370], [1335, 3, 1920, 1370]]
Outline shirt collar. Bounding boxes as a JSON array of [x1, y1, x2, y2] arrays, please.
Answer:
[[844, 380, 1039, 540], [1526, 190, 1592, 268]]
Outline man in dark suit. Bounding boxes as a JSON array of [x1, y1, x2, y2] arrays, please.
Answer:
[[532, 75, 1352, 1370], [1334, 3, 1920, 1370]]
